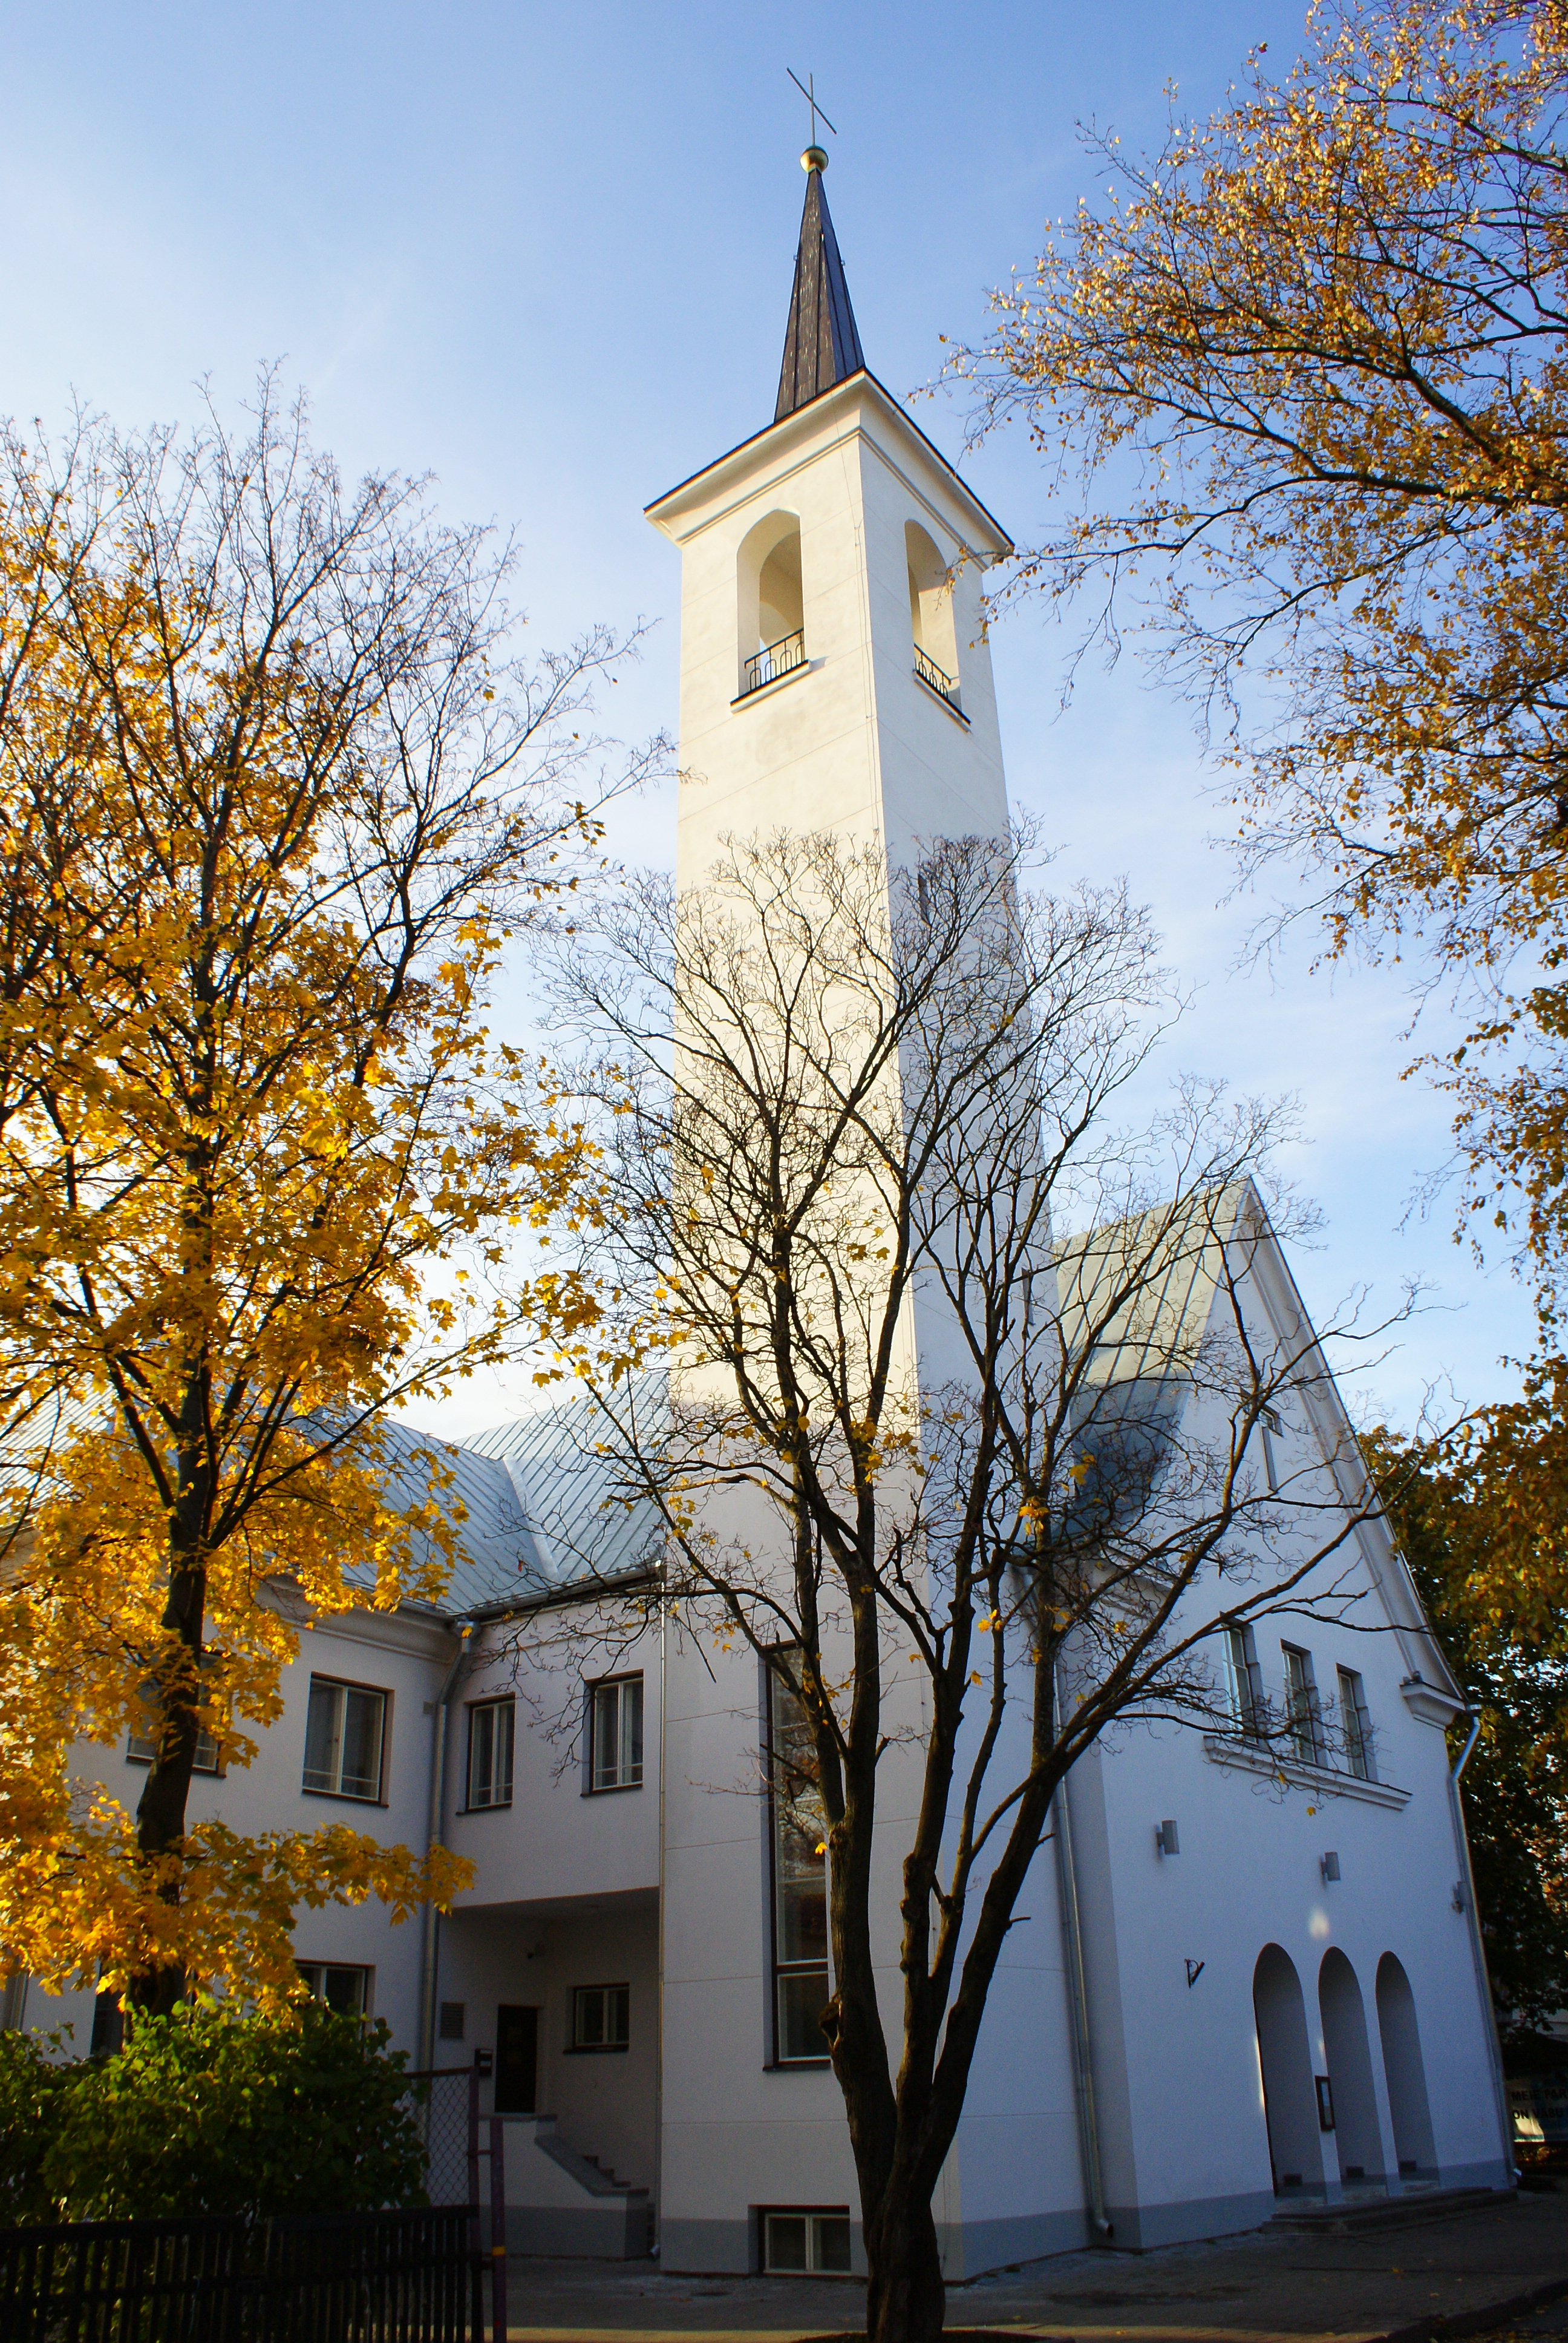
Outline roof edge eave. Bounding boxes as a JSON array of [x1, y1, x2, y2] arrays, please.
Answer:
[[645, 370, 1013, 558]]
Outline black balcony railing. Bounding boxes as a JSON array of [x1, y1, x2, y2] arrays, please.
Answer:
[[742, 630, 806, 697], [913, 642, 961, 710]]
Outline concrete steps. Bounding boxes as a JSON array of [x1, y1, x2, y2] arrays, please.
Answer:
[[1272, 2184, 1512, 2235]]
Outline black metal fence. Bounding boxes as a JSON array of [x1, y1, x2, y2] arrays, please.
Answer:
[[0, 2203, 484, 2343]]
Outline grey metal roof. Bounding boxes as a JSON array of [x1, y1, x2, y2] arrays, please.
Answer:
[[460, 1382, 664, 1610], [775, 163, 866, 422], [1053, 1182, 1253, 1392]]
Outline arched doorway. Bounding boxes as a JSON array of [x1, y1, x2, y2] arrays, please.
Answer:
[[1318, 1950, 1385, 2186], [1253, 1944, 1322, 2195], [1376, 1953, 1437, 2180]]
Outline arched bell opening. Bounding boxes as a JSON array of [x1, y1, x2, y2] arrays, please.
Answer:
[[905, 521, 961, 706], [736, 511, 805, 696], [1253, 1943, 1323, 2197], [1318, 1948, 1387, 2189], [1376, 1952, 1438, 2181]]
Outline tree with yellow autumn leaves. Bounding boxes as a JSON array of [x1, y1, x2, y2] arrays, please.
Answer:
[[962, 0, 1568, 1320], [0, 381, 657, 2013]]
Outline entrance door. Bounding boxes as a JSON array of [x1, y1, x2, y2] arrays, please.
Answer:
[[495, 2005, 538, 2114]]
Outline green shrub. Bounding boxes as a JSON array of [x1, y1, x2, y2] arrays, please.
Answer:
[[39, 2001, 427, 2220], [0, 2029, 70, 2223]]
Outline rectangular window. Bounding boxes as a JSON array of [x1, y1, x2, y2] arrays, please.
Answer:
[[571, 1982, 630, 2051], [589, 1675, 644, 1792], [762, 2208, 852, 2274], [1282, 1646, 1323, 1765], [1259, 1406, 1283, 1494], [466, 1698, 515, 1809], [302, 1677, 387, 1800], [1337, 1666, 1373, 1780], [295, 1961, 371, 2015], [768, 1661, 829, 2065], [127, 1711, 222, 1775], [1221, 1625, 1264, 1738]]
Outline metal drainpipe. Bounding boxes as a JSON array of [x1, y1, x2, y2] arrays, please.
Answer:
[[419, 1623, 473, 2073], [1447, 1704, 1516, 2178], [1051, 1729, 1112, 2240], [651, 1571, 667, 2259]]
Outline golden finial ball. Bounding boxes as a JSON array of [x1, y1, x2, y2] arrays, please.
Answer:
[[802, 146, 829, 172]]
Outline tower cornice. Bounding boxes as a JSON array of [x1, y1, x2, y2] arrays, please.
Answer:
[[644, 370, 1013, 564]]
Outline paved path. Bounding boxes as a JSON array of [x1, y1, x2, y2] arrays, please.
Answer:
[[502, 2189, 1568, 2343]]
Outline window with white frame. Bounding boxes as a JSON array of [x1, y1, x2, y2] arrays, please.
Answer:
[[1281, 1645, 1323, 1765], [768, 1659, 830, 2065], [763, 2207, 852, 2274], [1259, 1406, 1283, 1493], [126, 1674, 221, 1774], [1221, 1624, 1264, 1738], [588, 1674, 643, 1792], [295, 1961, 371, 2014], [1337, 1666, 1374, 1780], [302, 1677, 387, 1801], [571, 1982, 630, 2051], [466, 1697, 514, 1809]]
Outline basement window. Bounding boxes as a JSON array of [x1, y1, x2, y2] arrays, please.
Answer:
[[762, 2207, 852, 2273]]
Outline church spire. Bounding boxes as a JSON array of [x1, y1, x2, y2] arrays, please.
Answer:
[[774, 149, 866, 423]]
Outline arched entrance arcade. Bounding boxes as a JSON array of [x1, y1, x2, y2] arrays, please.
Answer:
[[1376, 1953, 1437, 2181], [1253, 1945, 1322, 2196], [1318, 1949, 1386, 2187]]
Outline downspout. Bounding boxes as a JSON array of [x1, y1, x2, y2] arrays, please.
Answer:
[[1051, 1685, 1112, 2238], [1447, 1705, 1515, 2177], [419, 1624, 473, 2073], [652, 1573, 667, 2258]]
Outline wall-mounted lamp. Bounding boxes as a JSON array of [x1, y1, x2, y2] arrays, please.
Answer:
[[1156, 1818, 1180, 1857], [1321, 1850, 1341, 1883]]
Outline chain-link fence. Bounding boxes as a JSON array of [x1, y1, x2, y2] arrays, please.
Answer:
[[403, 2068, 474, 2210]]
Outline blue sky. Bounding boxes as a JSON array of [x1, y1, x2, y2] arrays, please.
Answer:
[[0, 1, 1535, 1432]]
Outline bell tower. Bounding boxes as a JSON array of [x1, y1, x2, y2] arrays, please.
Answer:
[[645, 149, 1044, 2286], [645, 148, 1014, 886]]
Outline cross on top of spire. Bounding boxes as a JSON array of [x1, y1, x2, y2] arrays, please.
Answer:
[[774, 73, 866, 423], [787, 67, 837, 159]]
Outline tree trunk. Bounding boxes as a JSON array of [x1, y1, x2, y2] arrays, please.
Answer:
[[864, 2184, 945, 2343], [127, 1555, 205, 2014]]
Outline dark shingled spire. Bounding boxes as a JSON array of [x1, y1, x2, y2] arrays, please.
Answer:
[[774, 157, 866, 422]]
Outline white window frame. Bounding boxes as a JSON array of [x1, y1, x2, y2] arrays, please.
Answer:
[[570, 1982, 630, 2052], [587, 1674, 644, 1792], [767, 1657, 831, 2067], [1221, 1624, 1264, 1738], [302, 1675, 387, 1802], [295, 1961, 373, 2015], [1281, 1645, 1324, 1766], [127, 1699, 222, 1776], [761, 2207, 853, 2274], [465, 1696, 515, 1810], [1336, 1665, 1376, 1781]]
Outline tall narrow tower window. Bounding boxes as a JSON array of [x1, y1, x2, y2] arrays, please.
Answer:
[[737, 511, 806, 697], [906, 523, 961, 709]]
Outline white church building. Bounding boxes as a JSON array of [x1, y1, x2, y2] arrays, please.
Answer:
[[21, 152, 1513, 2280]]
